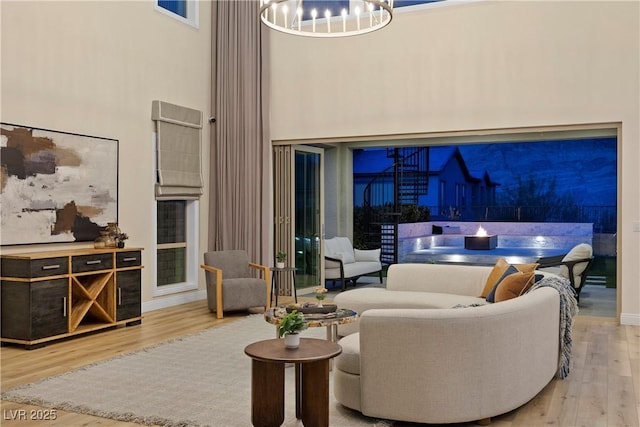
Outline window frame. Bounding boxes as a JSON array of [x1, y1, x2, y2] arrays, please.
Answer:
[[155, 0, 199, 29], [153, 199, 199, 296], [152, 131, 199, 297]]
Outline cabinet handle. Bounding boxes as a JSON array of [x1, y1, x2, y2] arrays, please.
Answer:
[[62, 297, 67, 317], [122, 257, 137, 262], [85, 260, 102, 265], [118, 288, 122, 305], [42, 264, 60, 270]]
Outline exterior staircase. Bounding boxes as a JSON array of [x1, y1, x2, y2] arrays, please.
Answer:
[[362, 147, 429, 264]]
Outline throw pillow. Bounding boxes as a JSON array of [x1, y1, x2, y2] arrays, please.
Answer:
[[480, 258, 510, 298], [485, 264, 519, 303], [514, 262, 539, 273], [442, 226, 462, 234], [494, 271, 536, 302]]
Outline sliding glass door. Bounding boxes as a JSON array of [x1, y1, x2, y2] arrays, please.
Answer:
[[294, 147, 324, 288]]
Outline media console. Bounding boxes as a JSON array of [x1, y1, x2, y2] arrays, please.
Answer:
[[1, 247, 143, 349]]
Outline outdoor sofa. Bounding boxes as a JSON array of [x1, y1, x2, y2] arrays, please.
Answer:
[[323, 236, 382, 291]]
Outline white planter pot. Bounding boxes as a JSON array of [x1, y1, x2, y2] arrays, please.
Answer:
[[276, 262, 285, 269], [284, 333, 300, 349]]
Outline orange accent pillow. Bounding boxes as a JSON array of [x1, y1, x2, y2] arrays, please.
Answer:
[[494, 271, 536, 302], [480, 258, 509, 298], [514, 263, 539, 273]]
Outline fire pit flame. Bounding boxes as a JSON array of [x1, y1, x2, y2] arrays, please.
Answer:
[[475, 226, 488, 237]]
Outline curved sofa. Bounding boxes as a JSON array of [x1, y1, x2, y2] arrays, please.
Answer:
[[333, 263, 562, 425]]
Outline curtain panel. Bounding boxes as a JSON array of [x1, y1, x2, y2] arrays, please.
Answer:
[[209, 0, 271, 265], [152, 100, 204, 199]]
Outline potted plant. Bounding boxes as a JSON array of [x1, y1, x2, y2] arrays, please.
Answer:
[[314, 286, 328, 307], [116, 232, 129, 248], [278, 309, 307, 348], [275, 251, 287, 269]]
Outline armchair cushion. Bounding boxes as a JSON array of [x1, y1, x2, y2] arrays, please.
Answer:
[[355, 248, 381, 262], [220, 278, 268, 311], [559, 243, 592, 281], [205, 250, 251, 278], [325, 237, 356, 264]]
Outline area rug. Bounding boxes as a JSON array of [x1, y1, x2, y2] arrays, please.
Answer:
[[2, 315, 392, 427]]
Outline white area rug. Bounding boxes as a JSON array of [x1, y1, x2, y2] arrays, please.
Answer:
[[2, 315, 391, 427]]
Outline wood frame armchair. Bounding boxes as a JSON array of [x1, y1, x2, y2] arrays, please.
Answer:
[[200, 250, 271, 319]]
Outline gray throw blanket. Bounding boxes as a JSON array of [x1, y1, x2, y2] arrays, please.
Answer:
[[526, 275, 578, 379]]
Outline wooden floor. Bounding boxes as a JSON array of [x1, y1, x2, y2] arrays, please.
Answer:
[[1, 297, 638, 427]]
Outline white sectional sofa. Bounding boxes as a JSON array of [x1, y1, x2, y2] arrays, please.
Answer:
[[333, 263, 566, 425], [323, 237, 382, 291]]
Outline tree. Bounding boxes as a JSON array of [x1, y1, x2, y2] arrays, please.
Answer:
[[497, 175, 579, 222]]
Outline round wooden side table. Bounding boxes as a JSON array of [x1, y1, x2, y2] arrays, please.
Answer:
[[244, 338, 342, 427]]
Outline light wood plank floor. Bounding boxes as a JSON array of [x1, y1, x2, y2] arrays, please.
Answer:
[[1, 297, 638, 427]]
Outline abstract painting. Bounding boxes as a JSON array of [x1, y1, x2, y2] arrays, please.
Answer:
[[0, 123, 118, 245]]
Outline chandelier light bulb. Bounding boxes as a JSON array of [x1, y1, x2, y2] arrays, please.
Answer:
[[282, 4, 288, 28], [260, 0, 393, 38]]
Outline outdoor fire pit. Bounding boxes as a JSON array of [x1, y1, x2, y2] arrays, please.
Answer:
[[464, 226, 498, 250]]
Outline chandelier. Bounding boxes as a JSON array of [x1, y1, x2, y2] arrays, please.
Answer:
[[259, 0, 394, 38]]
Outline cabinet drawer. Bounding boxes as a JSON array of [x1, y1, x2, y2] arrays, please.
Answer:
[[72, 253, 113, 273], [1, 257, 69, 279], [116, 251, 142, 268]]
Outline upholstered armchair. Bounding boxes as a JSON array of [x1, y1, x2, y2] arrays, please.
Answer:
[[537, 243, 594, 301], [200, 250, 271, 319]]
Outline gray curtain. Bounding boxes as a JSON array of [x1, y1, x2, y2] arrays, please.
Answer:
[[209, 0, 271, 265]]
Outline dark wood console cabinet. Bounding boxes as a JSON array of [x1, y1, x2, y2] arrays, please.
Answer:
[[1, 248, 143, 349]]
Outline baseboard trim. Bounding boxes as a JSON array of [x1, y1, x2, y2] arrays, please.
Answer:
[[620, 313, 640, 326], [142, 290, 207, 313]]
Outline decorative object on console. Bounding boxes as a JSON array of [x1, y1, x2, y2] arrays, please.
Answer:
[[94, 222, 128, 249], [0, 123, 118, 246], [259, 0, 393, 38]]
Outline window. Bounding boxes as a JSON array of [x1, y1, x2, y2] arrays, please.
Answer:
[[157, 200, 186, 286], [156, 0, 198, 28], [158, 0, 186, 17], [395, 0, 444, 7], [151, 100, 202, 296], [155, 199, 198, 295]]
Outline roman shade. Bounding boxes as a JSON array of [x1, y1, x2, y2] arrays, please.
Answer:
[[152, 100, 203, 199]]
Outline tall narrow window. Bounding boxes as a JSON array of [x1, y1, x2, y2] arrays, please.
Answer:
[[157, 200, 187, 286], [152, 100, 201, 295]]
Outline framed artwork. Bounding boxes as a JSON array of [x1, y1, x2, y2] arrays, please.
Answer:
[[0, 123, 118, 246]]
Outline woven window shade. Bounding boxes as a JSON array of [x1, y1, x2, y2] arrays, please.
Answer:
[[152, 100, 203, 199]]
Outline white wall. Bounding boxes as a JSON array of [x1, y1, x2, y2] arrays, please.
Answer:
[[267, 1, 640, 324], [1, 1, 213, 307]]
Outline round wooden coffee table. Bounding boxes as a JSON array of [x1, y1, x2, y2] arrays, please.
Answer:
[[244, 338, 342, 427]]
